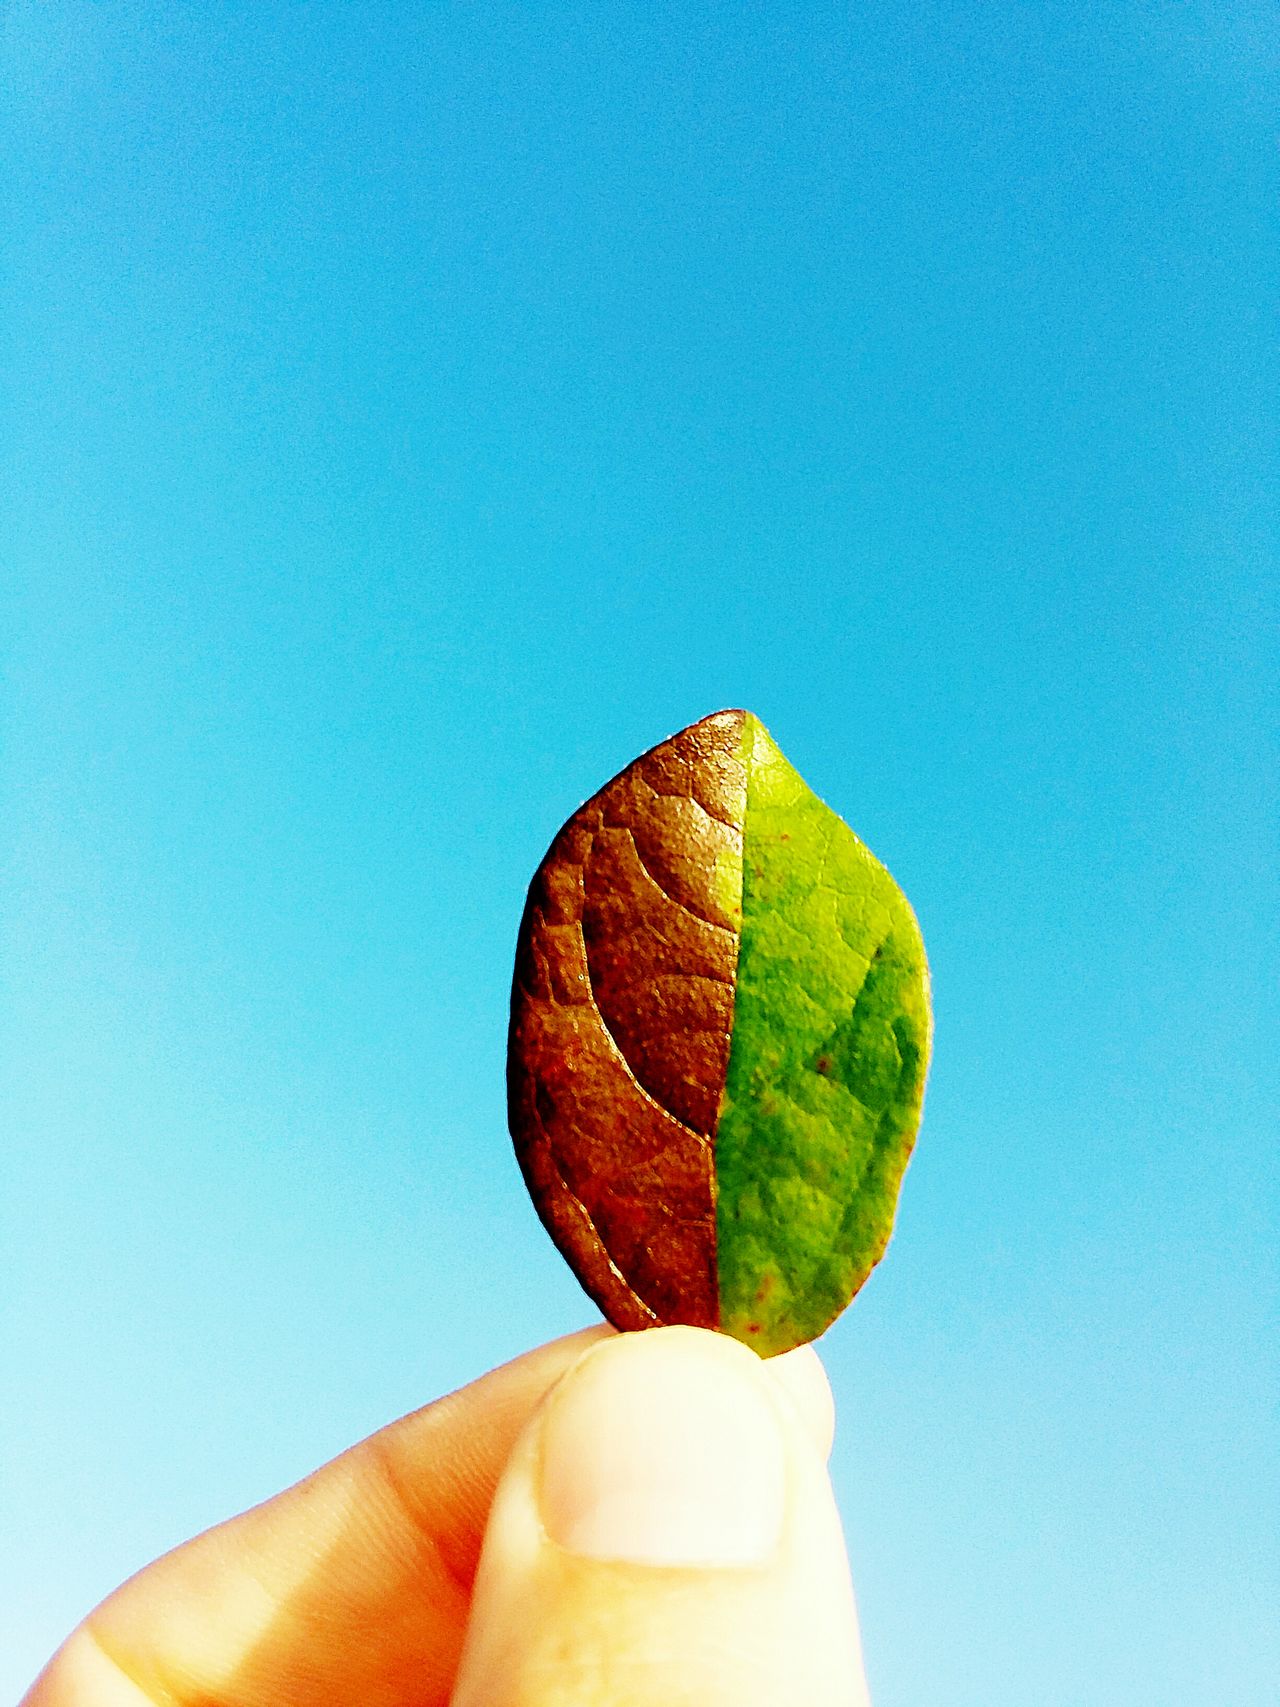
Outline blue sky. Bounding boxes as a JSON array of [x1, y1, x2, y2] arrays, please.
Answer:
[[3, 3, 1276, 1702]]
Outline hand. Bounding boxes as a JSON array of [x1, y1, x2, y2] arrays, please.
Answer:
[[23, 1325, 872, 1706]]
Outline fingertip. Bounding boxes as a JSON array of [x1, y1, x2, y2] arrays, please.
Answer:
[[540, 1326, 835, 1467], [449, 1324, 870, 1707], [539, 1326, 787, 1567], [763, 1343, 836, 1460]]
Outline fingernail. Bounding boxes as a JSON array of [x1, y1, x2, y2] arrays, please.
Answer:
[[538, 1328, 787, 1567]]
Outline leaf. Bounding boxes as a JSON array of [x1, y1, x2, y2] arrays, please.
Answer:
[[715, 715, 932, 1354], [507, 710, 931, 1353], [507, 710, 747, 1329]]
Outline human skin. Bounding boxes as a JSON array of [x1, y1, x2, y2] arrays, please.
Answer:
[[22, 1326, 873, 1707]]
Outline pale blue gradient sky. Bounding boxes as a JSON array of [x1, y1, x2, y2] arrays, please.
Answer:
[[3, 4, 1276, 1702]]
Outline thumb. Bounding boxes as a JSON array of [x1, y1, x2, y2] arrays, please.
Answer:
[[448, 1326, 872, 1707]]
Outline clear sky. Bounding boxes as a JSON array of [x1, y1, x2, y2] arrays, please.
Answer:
[[3, 3, 1276, 1702]]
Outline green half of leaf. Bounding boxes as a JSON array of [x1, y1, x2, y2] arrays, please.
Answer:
[[714, 715, 931, 1354]]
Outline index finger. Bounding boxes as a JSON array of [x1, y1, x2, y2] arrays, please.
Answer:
[[25, 1326, 611, 1707]]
